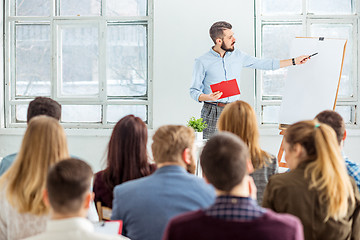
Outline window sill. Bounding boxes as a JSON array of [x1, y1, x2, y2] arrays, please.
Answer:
[[0, 127, 113, 137]]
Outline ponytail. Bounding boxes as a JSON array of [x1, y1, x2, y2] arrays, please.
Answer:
[[285, 120, 355, 221]]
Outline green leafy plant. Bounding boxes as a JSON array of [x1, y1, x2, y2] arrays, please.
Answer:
[[187, 117, 208, 132]]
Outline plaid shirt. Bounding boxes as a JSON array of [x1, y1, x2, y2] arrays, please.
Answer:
[[345, 157, 360, 192], [204, 195, 266, 222]]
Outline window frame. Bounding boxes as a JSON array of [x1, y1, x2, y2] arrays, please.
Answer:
[[3, 0, 153, 129], [255, 0, 359, 127]]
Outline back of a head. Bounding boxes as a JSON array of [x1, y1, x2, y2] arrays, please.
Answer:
[[200, 132, 249, 192], [218, 101, 266, 169], [47, 158, 93, 215], [209, 21, 232, 44], [285, 120, 354, 221], [27, 97, 61, 123], [218, 101, 258, 144], [315, 110, 345, 145], [104, 114, 149, 188], [21, 115, 69, 170], [2, 115, 69, 215], [152, 125, 194, 164]]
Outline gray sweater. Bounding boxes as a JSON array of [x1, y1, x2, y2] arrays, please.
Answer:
[[250, 154, 278, 205]]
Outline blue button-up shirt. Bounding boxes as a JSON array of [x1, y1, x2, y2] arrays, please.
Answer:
[[342, 151, 360, 192], [190, 48, 280, 103]]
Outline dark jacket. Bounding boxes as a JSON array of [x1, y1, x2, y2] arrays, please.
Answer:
[[263, 161, 360, 240]]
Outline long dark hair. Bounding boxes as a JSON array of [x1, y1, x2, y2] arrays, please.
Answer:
[[102, 115, 151, 190]]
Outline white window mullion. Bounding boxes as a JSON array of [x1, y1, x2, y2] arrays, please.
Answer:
[[255, 4, 262, 119], [53, 21, 60, 101], [4, 0, 12, 127], [99, 19, 107, 124], [102, 0, 107, 16], [147, 0, 153, 127], [9, 21, 15, 102]]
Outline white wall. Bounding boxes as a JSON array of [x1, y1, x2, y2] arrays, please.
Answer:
[[152, 0, 256, 128], [1, 0, 360, 172]]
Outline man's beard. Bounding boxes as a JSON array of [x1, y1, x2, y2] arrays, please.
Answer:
[[221, 41, 235, 52]]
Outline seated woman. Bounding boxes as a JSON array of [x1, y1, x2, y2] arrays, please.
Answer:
[[263, 120, 360, 240], [93, 115, 156, 209], [218, 100, 278, 203], [0, 116, 69, 240]]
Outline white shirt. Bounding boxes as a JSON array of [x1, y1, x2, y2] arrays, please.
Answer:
[[0, 183, 98, 240], [24, 217, 129, 240]]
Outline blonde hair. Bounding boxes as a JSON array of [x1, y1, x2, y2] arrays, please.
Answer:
[[218, 101, 269, 169], [285, 120, 355, 221], [0, 115, 69, 215], [152, 125, 194, 164]]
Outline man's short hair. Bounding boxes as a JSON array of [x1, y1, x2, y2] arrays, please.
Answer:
[[152, 125, 194, 164], [209, 21, 232, 44], [46, 158, 93, 214], [27, 97, 61, 123], [315, 110, 345, 144], [200, 132, 249, 192]]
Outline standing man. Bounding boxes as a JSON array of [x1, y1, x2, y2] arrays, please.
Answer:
[[190, 21, 309, 139]]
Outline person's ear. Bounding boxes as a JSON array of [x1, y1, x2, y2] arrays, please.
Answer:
[[43, 189, 50, 207], [83, 192, 93, 210], [343, 129, 347, 141], [246, 158, 254, 174], [293, 143, 303, 158], [182, 148, 191, 165], [216, 38, 222, 46]]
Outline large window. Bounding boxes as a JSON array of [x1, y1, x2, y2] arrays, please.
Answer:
[[4, 0, 152, 128], [255, 0, 357, 126]]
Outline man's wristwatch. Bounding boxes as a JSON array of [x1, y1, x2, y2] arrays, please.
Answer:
[[292, 58, 296, 65]]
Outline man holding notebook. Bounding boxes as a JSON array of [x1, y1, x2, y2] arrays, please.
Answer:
[[190, 21, 309, 139]]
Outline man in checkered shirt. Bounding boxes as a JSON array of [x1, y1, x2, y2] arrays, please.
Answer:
[[163, 132, 304, 240], [316, 110, 360, 192]]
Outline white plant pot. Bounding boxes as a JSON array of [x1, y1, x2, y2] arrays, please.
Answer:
[[195, 131, 203, 141]]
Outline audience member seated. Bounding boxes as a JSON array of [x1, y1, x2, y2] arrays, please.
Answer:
[[263, 120, 360, 240], [218, 100, 278, 203], [0, 116, 69, 240], [25, 158, 129, 240], [93, 115, 156, 209], [0, 97, 61, 176], [111, 125, 215, 240], [315, 110, 360, 191], [163, 132, 304, 240]]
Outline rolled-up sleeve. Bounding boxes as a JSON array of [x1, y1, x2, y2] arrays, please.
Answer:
[[190, 59, 205, 102], [241, 51, 280, 71]]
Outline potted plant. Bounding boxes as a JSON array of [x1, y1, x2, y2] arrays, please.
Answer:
[[187, 117, 207, 141]]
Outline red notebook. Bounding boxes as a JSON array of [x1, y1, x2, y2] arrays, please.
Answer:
[[210, 79, 240, 99]]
